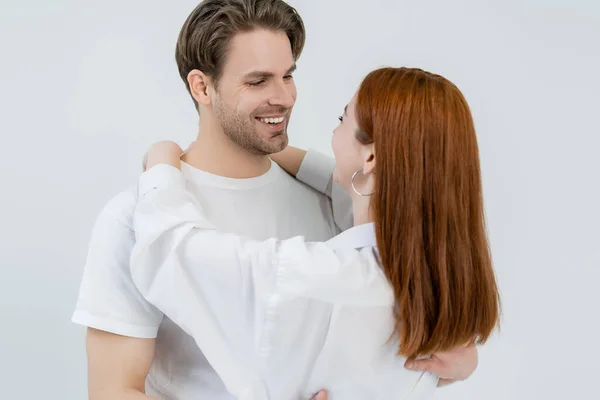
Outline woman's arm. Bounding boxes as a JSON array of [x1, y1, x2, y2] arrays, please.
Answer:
[[273, 147, 335, 198], [273, 146, 354, 232], [136, 142, 385, 303], [269, 146, 307, 177], [130, 160, 390, 395], [132, 164, 391, 307]]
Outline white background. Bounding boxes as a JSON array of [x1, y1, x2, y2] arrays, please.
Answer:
[[1, 0, 599, 399]]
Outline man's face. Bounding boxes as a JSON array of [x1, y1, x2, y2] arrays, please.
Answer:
[[210, 29, 297, 155]]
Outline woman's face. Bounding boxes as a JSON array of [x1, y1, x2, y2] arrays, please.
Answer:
[[332, 94, 373, 193]]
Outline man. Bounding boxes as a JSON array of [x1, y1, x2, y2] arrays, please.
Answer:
[[72, 1, 477, 399]]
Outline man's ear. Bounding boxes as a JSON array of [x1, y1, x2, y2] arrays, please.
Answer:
[[362, 143, 376, 175], [187, 69, 212, 106]]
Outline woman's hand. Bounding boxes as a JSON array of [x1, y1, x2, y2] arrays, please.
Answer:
[[405, 344, 478, 387], [142, 141, 183, 171], [269, 146, 307, 177]]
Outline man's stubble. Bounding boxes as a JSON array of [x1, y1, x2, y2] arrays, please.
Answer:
[[212, 92, 289, 155]]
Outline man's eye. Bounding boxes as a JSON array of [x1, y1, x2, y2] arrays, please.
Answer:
[[248, 80, 266, 87], [284, 74, 294, 80], [338, 116, 343, 122]]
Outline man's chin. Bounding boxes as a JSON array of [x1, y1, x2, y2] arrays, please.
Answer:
[[266, 131, 288, 153], [245, 132, 288, 156]]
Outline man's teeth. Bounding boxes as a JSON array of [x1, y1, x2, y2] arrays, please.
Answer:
[[259, 117, 285, 124]]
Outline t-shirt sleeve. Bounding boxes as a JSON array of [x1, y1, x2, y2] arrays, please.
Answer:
[[71, 191, 163, 338], [296, 149, 354, 232]]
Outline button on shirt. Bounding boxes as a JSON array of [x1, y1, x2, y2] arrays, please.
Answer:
[[131, 164, 438, 400]]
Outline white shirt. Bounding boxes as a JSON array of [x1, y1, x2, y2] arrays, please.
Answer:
[[72, 150, 351, 399], [130, 164, 439, 400]]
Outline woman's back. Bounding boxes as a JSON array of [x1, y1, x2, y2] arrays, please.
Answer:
[[296, 304, 437, 399], [255, 233, 438, 399]]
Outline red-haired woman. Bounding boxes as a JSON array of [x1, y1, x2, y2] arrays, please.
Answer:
[[132, 67, 501, 400]]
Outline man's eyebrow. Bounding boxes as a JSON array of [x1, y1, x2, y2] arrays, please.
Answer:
[[243, 64, 297, 81], [286, 63, 297, 75], [243, 71, 274, 81], [344, 105, 348, 115]]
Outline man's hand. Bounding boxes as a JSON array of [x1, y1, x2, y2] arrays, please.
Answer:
[[310, 390, 327, 400], [142, 141, 183, 171], [405, 344, 478, 387]]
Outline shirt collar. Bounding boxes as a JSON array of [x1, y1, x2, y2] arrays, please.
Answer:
[[326, 223, 377, 250]]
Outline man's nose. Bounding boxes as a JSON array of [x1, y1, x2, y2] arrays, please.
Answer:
[[268, 81, 295, 109]]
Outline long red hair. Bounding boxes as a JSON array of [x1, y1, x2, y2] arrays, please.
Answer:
[[355, 67, 500, 358]]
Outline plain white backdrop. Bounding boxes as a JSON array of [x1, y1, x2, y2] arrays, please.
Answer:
[[1, 0, 599, 398]]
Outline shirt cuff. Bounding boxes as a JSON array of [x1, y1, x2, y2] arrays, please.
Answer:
[[138, 164, 186, 197], [296, 149, 336, 196]]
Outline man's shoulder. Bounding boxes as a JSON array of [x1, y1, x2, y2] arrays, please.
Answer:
[[95, 186, 137, 231]]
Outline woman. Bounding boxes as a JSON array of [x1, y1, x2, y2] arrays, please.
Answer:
[[131, 67, 501, 399]]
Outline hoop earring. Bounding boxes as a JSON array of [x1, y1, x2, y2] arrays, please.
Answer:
[[351, 169, 374, 196]]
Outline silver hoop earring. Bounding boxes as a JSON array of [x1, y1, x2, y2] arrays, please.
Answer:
[[351, 169, 374, 196]]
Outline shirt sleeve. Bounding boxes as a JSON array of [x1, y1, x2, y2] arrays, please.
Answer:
[[296, 149, 354, 232], [132, 164, 391, 313], [72, 191, 163, 338]]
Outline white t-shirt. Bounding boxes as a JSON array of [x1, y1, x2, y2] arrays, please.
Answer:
[[72, 150, 350, 399], [129, 164, 438, 400]]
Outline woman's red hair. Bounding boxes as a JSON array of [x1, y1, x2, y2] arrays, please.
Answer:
[[355, 67, 500, 358]]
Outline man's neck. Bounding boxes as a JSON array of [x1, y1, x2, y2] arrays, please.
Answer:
[[182, 126, 272, 179]]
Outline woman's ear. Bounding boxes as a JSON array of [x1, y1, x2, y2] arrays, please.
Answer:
[[187, 70, 212, 106], [362, 143, 376, 175]]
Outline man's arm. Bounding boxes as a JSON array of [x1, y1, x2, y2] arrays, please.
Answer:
[[72, 191, 163, 398], [87, 329, 155, 399], [87, 326, 327, 400]]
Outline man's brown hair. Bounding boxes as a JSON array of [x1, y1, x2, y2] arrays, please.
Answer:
[[175, 0, 305, 107]]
